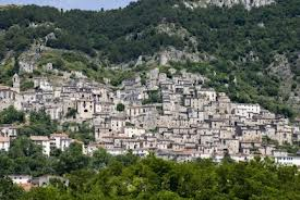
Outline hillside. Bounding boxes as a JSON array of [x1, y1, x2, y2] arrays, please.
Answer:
[[0, 0, 300, 118]]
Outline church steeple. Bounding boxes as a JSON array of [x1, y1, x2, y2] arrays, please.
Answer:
[[12, 73, 20, 93]]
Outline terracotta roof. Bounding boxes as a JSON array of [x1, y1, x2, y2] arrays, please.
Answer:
[[30, 136, 49, 141], [20, 183, 34, 191], [0, 137, 10, 142], [50, 133, 69, 138], [0, 85, 11, 90]]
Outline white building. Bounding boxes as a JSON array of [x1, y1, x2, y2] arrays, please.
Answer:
[[234, 103, 261, 118], [50, 133, 72, 152], [34, 77, 53, 91], [30, 136, 51, 156], [197, 89, 217, 101], [0, 137, 10, 151], [8, 175, 32, 185], [273, 151, 300, 167], [124, 127, 146, 138], [0, 125, 18, 137], [0, 85, 15, 101]]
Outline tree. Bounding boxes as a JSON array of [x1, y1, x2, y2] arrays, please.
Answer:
[[151, 190, 182, 200], [20, 80, 34, 91], [116, 103, 125, 112], [8, 137, 50, 176], [65, 108, 77, 119], [92, 148, 114, 170], [0, 106, 24, 125], [143, 90, 162, 104], [0, 152, 13, 176], [55, 143, 90, 175], [20, 187, 63, 200], [19, 109, 58, 136], [0, 177, 23, 200]]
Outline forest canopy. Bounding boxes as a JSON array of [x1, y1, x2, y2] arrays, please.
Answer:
[[2, 153, 300, 200]]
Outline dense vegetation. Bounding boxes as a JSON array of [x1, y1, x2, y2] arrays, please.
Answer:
[[0, 106, 58, 136], [2, 150, 300, 200], [0, 0, 299, 63], [143, 90, 163, 104], [0, 106, 24, 125]]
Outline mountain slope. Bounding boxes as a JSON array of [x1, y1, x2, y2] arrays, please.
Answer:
[[0, 0, 300, 118]]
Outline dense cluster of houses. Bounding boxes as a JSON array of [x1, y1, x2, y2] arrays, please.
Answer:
[[1, 65, 300, 166], [8, 174, 69, 191]]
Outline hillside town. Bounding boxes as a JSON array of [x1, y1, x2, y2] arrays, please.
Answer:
[[1, 64, 300, 167]]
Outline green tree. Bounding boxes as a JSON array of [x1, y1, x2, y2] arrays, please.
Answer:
[[20, 80, 34, 91], [19, 109, 57, 136], [65, 108, 77, 119], [92, 148, 114, 170], [0, 177, 24, 200], [116, 103, 125, 112], [55, 143, 90, 175], [0, 106, 24, 125], [8, 137, 50, 176]]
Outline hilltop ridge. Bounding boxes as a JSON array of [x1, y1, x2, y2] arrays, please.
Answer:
[[183, 0, 275, 10]]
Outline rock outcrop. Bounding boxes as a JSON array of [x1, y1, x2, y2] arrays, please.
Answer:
[[183, 0, 275, 10]]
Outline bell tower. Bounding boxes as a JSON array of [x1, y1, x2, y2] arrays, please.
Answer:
[[12, 73, 20, 93]]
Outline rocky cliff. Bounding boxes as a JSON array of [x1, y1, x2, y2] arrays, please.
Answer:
[[183, 0, 275, 10]]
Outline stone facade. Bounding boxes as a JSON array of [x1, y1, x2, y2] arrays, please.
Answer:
[[1, 68, 300, 162]]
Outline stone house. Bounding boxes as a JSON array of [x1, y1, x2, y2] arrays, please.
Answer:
[[276, 125, 293, 145], [143, 136, 157, 149], [188, 110, 205, 124], [34, 77, 53, 91], [197, 89, 217, 101], [43, 63, 53, 71], [233, 103, 261, 118], [45, 104, 63, 120], [0, 85, 16, 101], [219, 128, 234, 139], [124, 139, 142, 150], [172, 143, 185, 151], [50, 133, 72, 152], [85, 142, 100, 155], [77, 100, 94, 119], [19, 61, 35, 73], [124, 126, 146, 138], [219, 139, 240, 154], [0, 125, 18, 138], [122, 77, 141, 88], [30, 136, 50, 156], [206, 118, 227, 129], [94, 126, 111, 142], [200, 134, 214, 146], [19, 90, 36, 103], [0, 136, 10, 151], [95, 101, 114, 114], [8, 175, 32, 185], [190, 97, 205, 111], [158, 73, 168, 83], [130, 112, 158, 130], [110, 115, 127, 133], [238, 126, 263, 142], [157, 139, 172, 150]]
